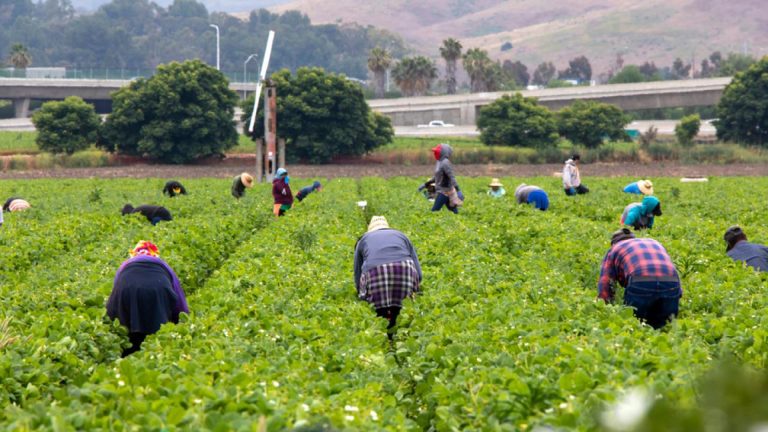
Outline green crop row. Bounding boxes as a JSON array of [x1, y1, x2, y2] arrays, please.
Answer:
[[0, 176, 767, 430]]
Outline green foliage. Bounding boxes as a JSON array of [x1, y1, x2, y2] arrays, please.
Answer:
[[675, 114, 701, 147], [463, 48, 502, 92], [0, 3, 406, 79], [100, 59, 238, 163], [556, 100, 629, 148], [609, 65, 647, 84], [1, 177, 768, 430], [716, 57, 768, 145], [30, 96, 100, 155], [241, 67, 393, 163], [392, 56, 437, 97], [477, 93, 558, 148]]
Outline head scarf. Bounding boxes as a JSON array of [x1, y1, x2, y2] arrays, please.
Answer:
[[130, 240, 160, 257]]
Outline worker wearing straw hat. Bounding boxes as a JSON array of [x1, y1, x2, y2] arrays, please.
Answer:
[[487, 178, 506, 198], [231, 172, 254, 199], [514, 183, 550, 211], [354, 216, 422, 340], [623, 179, 654, 196]]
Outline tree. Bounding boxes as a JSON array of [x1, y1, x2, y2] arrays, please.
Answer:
[[99, 60, 238, 163], [463, 48, 499, 92], [440, 38, 462, 95], [8, 43, 31, 69], [532, 62, 556, 86], [31, 96, 100, 154], [675, 114, 701, 147], [392, 56, 437, 97], [719, 53, 756, 76], [608, 65, 646, 84], [670, 57, 692, 80], [556, 100, 629, 148], [241, 67, 393, 163], [639, 62, 659, 80], [477, 93, 558, 148], [559, 55, 592, 82], [367, 47, 392, 99], [716, 57, 768, 145], [502, 60, 529, 87]]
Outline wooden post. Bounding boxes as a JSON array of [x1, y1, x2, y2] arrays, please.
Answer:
[[264, 85, 277, 180], [255, 138, 264, 183], [278, 138, 285, 169]]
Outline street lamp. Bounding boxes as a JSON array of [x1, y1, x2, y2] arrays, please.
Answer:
[[209, 24, 220, 71], [243, 53, 258, 98]]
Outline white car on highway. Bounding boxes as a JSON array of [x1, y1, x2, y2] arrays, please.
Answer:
[[417, 120, 455, 128]]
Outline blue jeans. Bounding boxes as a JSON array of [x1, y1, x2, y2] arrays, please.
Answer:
[[624, 276, 681, 329], [432, 193, 458, 214]]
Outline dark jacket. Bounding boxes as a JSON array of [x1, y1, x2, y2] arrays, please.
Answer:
[[296, 181, 321, 202], [231, 176, 247, 199], [162, 181, 187, 197], [272, 177, 294, 205], [727, 240, 768, 272], [122, 204, 173, 225], [430, 144, 457, 194]]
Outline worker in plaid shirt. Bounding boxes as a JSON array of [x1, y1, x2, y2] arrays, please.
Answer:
[[598, 228, 682, 329]]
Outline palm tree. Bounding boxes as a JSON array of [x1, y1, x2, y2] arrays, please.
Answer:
[[367, 47, 392, 98], [9, 44, 32, 70], [392, 56, 437, 97], [463, 48, 493, 92], [440, 38, 463, 95]]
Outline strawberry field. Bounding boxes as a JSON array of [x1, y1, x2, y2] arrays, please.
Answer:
[[0, 176, 767, 430]]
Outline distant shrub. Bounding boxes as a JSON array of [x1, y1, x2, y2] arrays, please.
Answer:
[[31, 96, 100, 154], [676, 114, 701, 147]]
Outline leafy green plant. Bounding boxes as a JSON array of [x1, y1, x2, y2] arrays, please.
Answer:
[[675, 114, 701, 147]]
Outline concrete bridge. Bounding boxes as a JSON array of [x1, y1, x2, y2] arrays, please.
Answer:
[[1, 76, 731, 124], [369, 77, 732, 126], [0, 78, 258, 117]]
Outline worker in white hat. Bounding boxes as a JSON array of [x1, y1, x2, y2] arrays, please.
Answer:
[[487, 178, 506, 198], [623, 179, 654, 196], [354, 216, 422, 340]]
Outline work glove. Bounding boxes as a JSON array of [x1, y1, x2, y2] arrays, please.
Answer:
[[569, 187, 576, 195], [417, 184, 425, 191]]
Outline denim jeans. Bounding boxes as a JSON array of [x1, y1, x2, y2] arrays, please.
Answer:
[[624, 276, 681, 329], [432, 193, 458, 213]]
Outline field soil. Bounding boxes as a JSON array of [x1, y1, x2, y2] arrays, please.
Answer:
[[3, 162, 768, 179]]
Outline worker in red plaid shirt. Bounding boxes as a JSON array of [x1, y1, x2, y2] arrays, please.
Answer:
[[598, 228, 682, 329]]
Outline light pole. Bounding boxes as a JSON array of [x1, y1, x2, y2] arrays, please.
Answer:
[[209, 24, 220, 71], [243, 53, 258, 99]]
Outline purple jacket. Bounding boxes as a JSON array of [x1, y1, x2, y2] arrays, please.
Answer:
[[272, 177, 294, 205], [113, 255, 189, 316]]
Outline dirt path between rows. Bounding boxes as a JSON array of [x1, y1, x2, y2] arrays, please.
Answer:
[[2, 162, 768, 179]]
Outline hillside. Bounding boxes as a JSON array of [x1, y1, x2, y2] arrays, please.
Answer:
[[264, 0, 768, 77]]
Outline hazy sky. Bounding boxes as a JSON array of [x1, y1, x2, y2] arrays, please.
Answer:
[[70, 0, 289, 13]]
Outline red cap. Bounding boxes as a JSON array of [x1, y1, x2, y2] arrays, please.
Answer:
[[431, 144, 441, 161]]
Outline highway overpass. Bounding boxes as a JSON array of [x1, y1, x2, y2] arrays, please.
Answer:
[[369, 77, 731, 126], [1, 77, 731, 125], [0, 78, 258, 118]]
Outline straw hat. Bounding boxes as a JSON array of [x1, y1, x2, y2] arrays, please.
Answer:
[[367, 216, 390, 232], [241, 173, 254, 188], [489, 178, 503, 187], [638, 180, 654, 195]]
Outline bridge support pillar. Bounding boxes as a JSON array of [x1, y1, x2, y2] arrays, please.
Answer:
[[13, 98, 30, 118], [460, 101, 476, 126]]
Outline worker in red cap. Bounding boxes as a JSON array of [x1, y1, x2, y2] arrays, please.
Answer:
[[427, 143, 461, 213]]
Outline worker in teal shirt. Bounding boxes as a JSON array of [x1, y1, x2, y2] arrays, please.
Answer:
[[621, 196, 662, 230]]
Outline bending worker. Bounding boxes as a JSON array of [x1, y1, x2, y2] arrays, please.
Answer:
[[514, 183, 549, 211], [296, 181, 322, 202], [3, 197, 30, 212], [107, 241, 189, 357], [623, 179, 654, 195], [231, 172, 254, 199], [122, 204, 172, 225], [598, 228, 682, 329], [162, 180, 187, 197], [724, 226, 768, 271], [488, 178, 506, 198], [354, 216, 422, 340], [621, 196, 662, 230]]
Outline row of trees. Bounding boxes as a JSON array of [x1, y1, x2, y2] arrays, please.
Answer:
[[31, 60, 394, 163], [1, 0, 406, 78], [368, 41, 758, 98]]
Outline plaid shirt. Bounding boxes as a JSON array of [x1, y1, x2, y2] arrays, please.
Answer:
[[598, 238, 679, 301]]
